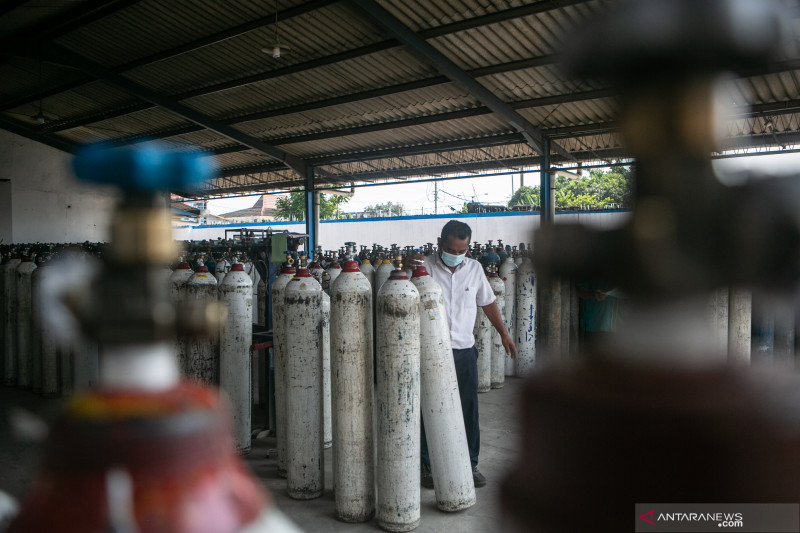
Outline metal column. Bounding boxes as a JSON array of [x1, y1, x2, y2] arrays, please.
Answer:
[[537, 138, 561, 360], [305, 166, 317, 254]]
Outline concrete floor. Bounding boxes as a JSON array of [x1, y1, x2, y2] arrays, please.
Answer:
[[0, 377, 524, 532]]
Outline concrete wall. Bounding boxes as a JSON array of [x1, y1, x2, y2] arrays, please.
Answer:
[[174, 210, 631, 248], [1, 130, 117, 244]]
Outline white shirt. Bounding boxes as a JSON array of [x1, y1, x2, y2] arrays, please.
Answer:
[[424, 253, 495, 349]]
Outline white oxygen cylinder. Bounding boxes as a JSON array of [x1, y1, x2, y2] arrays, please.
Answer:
[[248, 262, 260, 325], [30, 264, 43, 394], [283, 268, 324, 500], [184, 264, 218, 385], [410, 266, 475, 513], [515, 255, 536, 377], [359, 258, 375, 290], [376, 269, 421, 532], [257, 278, 266, 327], [473, 303, 492, 393], [271, 265, 295, 478], [375, 260, 394, 297], [321, 290, 332, 449], [16, 258, 37, 389], [214, 258, 229, 286], [488, 272, 505, 389], [3, 256, 21, 386], [326, 261, 342, 289], [170, 262, 193, 371], [330, 260, 375, 522], [37, 262, 59, 398], [499, 256, 517, 376], [309, 260, 325, 285], [219, 262, 254, 454]]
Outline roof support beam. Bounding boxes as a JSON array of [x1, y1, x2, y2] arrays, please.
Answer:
[[4, 0, 587, 117], [0, 0, 335, 113], [42, 54, 557, 135], [348, 0, 573, 161], [38, 43, 309, 177]]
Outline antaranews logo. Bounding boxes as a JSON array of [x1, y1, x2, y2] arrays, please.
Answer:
[[634, 504, 799, 533]]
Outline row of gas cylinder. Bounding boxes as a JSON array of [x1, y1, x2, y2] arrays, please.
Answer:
[[269, 244, 536, 532], [314, 243, 537, 381], [1, 254, 98, 396]]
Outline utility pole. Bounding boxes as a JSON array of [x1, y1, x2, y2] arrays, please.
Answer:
[[434, 181, 438, 215]]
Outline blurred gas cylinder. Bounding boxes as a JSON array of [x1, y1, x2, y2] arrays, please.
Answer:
[[15, 257, 37, 389], [487, 265, 505, 389], [504, 1, 800, 532], [8, 144, 303, 532], [2, 255, 21, 386]]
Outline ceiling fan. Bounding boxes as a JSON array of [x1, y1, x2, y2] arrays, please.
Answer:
[[261, 0, 290, 58]]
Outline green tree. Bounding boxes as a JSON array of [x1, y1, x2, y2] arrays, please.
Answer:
[[507, 165, 633, 210], [364, 201, 404, 217], [274, 191, 351, 221], [508, 185, 540, 207]]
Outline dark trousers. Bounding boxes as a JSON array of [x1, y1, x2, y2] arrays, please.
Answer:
[[421, 346, 480, 468]]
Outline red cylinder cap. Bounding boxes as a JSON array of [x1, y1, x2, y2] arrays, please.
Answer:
[[488, 272, 500, 278], [196, 266, 209, 273], [178, 262, 190, 270], [309, 262, 321, 269], [22, 256, 32, 262], [281, 266, 296, 275], [331, 263, 341, 269], [295, 268, 312, 278], [342, 260, 360, 272], [230, 263, 244, 272], [412, 265, 429, 278], [389, 269, 408, 280]]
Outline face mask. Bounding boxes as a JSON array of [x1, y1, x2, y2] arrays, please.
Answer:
[[441, 250, 465, 267]]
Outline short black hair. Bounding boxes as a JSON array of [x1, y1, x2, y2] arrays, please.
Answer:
[[441, 220, 472, 242]]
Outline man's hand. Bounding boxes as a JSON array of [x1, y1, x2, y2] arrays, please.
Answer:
[[405, 252, 426, 269], [501, 332, 517, 358]]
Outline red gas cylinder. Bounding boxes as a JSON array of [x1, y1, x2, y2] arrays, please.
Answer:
[[9, 382, 271, 533]]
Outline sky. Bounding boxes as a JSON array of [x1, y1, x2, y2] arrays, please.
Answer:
[[206, 151, 800, 216]]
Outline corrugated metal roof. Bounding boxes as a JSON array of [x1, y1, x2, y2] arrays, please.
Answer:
[[1, 0, 799, 197]]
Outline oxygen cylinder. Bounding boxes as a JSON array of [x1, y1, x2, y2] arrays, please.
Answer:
[[170, 262, 193, 371], [473, 304, 492, 393], [500, 256, 517, 376], [184, 265, 218, 385], [330, 260, 375, 522], [214, 258, 229, 286], [411, 266, 475, 512], [359, 258, 375, 289], [309, 259, 325, 284], [30, 264, 43, 394], [247, 262, 260, 325], [326, 261, 342, 289], [60, 341, 74, 396], [515, 255, 536, 377], [38, 262, 59, 398], [376, 270, 421, 532], [271, 265, 295, 479], [257, 278, 266, 327], [283, 268, 324, 500], [72, 337, 100, 392], [219, 262, 254, 454], [16, 258, 37, 389], [488, 272, 505, 389], [321, 291, 332, 449], [3, 256, 21, 386], [375, 259, 394, 296]]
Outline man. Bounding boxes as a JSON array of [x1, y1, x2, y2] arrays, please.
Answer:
[[411, 220, 517, 489]]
